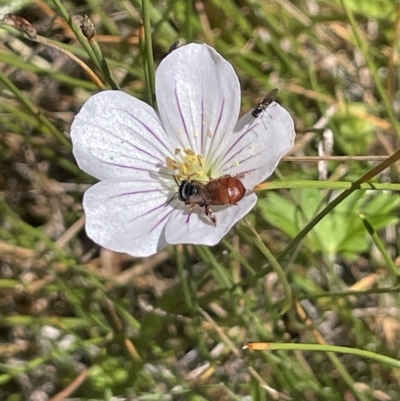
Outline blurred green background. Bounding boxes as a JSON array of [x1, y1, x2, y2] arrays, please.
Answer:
[[1, 0, 400, 400]]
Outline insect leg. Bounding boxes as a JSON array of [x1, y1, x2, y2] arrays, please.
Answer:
[[205, 205, 216, 226], [184, 202, 197, 223]]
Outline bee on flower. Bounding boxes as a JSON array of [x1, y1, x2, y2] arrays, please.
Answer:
[[70, 43, 295, 257]]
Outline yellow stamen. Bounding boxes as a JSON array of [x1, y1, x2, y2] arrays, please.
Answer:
[[165, 147, 209, 182]]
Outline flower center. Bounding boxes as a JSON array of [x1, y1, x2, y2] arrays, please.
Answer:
[[166, 148, 209, 182]]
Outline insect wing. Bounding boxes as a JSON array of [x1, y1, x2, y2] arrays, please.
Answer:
[[261, 88, 278, 106], [252, 88, 278, 118], [207, 179, 232, 205]]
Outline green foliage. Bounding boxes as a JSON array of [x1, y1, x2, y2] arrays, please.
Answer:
[[259, 188, 399, 258], [333, 104, 376, 155], [331, 0, 396, 18], [89, 357, 129, 392]]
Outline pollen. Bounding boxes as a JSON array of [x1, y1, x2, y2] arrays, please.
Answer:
[[165, 148, 208, 182], [185, 149, 195, 156], [166, 156, 178, 170]]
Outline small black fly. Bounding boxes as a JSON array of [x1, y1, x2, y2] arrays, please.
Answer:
[[251, 88, 278, 118]]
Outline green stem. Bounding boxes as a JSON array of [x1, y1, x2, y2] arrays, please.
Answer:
[[246, 342, 400, 369], [0, 70, 70, 149], [89, 39, 120, 89], [243, 219, 293, 314], [175, 246, 194, 311], [257, 180, 400, 192], [360, 214, 399, 278], [197, 245, 233, 288], [142, 0, 156, 107], [51, 0, 102, 72], [51, 1, 119, 89], [297, 285, 400, 300], [185, 0, 193, 41]]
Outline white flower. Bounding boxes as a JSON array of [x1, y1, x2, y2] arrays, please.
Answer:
[[71, 43, 295, 257]]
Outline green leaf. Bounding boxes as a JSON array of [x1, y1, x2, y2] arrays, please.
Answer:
[[258, 188, 400, 258]]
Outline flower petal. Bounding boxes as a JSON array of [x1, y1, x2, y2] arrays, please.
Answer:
[[83, 174, 174, 257], [71, 90, 174, 180], [217, 102, 295, 189], [156, 43, 241, 169], [164, 193, 257, 245]]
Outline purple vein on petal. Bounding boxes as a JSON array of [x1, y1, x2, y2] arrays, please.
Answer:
[[158, 106, 187, 152], [149, 207, 174, 233], [215, 122, 256, 168], [111, 138, 164, 163], [94, 123, 166, 164], [174, 89, 195, 152], [125, 200, 172, 226], [200, 97, 206, 155], [91, 153, 161, 173], [111, 152, 163, 169], [224, 167, 258, 179], [219, 131, 267, 169], [120, 110, 175, 158], [205, 98, 225, 164], [221, 148, 265, 174], [109, 188, 166, 199]]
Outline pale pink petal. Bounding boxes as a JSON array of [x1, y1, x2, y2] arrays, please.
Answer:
[[156, 43, 241, 171], [217, 102, 295, 189], [83, 175, 175, 257], [71, 90, 174, 180], [164, 194, 257, 245]]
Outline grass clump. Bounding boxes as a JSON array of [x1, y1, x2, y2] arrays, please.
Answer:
[[0, 0, 399, 400]]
